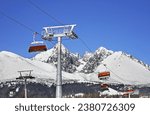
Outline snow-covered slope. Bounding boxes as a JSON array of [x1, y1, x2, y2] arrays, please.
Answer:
[[93, 52, 150, 85], [0, 51, 87, 82], [32, 45, 150, 85], [81, 47, 113, 73], [33, 44, 69, 62], [0, 45, 150, 85], [0, 51, 56, 80]]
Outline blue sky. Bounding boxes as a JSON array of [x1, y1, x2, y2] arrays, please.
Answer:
[[0, 0, 150, 64]]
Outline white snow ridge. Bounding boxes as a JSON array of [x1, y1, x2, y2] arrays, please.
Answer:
[[0, 45, 150, 85]]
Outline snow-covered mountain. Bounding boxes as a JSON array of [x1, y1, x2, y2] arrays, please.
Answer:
[[81, 47, 113, 73], [89, 51, 150, 85], [33, 45, 113, 74], [0, 44, 150, 85], [0, 51, 85, 82], [0, 51, 56, 80], [33, 44, 80, 73]]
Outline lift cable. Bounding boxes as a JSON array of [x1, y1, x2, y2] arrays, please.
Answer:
[[0, 10, 35, 33], [1, 1, 94, 55], [104, 66, 126, 83], [0, 1, 127, 84], [0, 1, 93, 53], [78, 37, 93, 52], [28, 0, 93, 52], [0, 10, 58, 46], [102, 63, 132, 83], [27, 1, 132, 86], [28, 0, 64, 25]]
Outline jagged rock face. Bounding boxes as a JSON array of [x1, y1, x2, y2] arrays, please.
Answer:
[[34, 44, 80, 73], [81, 47, 113, 73], [33, 44, 150, 75], [47, 52, 80, 73], [82, 52, 93, 62], [33, 45, 114, 74]]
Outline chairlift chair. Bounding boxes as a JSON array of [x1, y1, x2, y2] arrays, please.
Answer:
[[100, 83, 109, 89], [123, 86, 134, 95], [98, 63, 110, 80], [28, 32, 48, 53], [28, 41, 47, 53], [98, 71, 110, 80]]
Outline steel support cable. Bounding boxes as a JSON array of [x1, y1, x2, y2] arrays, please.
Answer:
[[105, 66, 125, 83], [102, 63, 132, 84], [1, 1, 124, 85], [93, 66, 122, 84], [28, 0, 64, 25], [102, 54, 134, 83], [28, 0, 74, 47], [28, 0, 93, 53], [0, 10, 43, 37], [0, 10, 57, 46], [92, 56, 126, 84], [78, 37, 93, 52], [1, 1, 94, 53], [0, 10, 35, 33]]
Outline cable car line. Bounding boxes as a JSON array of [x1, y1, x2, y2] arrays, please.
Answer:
[[28, 0, 64, 25], [27, 0, 93, 53], [0, 10, 55, 52], [28, 1, 85, 49], [0, 3, 122, 83], [0, 10, 35, 33], [78, 37, 93, 52], [0, 10, 57, 46], [27, 1, 131, 86], [1, 1, 130, 87], [1, 1, 125, 84], [92, 62, 126, 84], [102, 63, 131, 83]]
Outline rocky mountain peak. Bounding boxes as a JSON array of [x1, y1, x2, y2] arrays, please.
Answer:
[[34, 43, 80, 73], [81, 47, 113, 73]]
